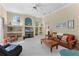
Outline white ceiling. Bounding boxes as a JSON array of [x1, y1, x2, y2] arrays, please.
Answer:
[[1, 3, 68, 17]]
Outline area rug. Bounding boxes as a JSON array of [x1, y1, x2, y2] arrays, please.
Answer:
[[59, 49, 79, 56]]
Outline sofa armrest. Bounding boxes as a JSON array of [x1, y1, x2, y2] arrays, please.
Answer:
[[67, 40, 77, 49], [68, 40, 77, 44], [3, 44, 10, 48]]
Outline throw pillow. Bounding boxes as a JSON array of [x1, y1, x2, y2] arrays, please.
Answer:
[[61, 35, 68, 42]]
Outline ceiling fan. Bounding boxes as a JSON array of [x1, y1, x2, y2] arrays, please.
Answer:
[[32, 3, 47, 15], [33, 3, 42, 10]]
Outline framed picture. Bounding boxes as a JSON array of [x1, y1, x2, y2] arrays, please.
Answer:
[[56, 22, 66, 29], [68, 20, 74, 29]]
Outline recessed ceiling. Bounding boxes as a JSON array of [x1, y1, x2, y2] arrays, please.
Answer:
[[1, 3, 68, 17]]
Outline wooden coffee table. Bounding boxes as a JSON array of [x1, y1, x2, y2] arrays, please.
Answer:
[[41, 38, 58, 52]]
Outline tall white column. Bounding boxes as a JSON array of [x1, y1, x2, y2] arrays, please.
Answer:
[[0, 17, 3, 42]]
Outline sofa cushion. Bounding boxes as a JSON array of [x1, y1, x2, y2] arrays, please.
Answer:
[[0, 45, 3, 48], [5, 44, 17, 52]]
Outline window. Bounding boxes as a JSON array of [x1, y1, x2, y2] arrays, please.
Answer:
[[25, 17, 32, 26], [11, 16, 20, 26]]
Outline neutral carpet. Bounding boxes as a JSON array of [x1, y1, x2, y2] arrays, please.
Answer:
[[14, 35, 66, 56]]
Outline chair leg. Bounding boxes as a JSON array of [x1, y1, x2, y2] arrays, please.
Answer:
[[56, 44, 58, 49], [41, 41, 42, 44], [50, 47, 52, 52]]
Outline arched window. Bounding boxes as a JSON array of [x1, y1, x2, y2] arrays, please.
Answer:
[[25, 17, 32, 26]]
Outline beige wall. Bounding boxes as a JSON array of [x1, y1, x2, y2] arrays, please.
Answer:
[[7, 12, 41, 27], [0, 4, 7, 38], [43, 4, 79, 39], [7, 12, 39, 26], [0, 4, 7, 25]]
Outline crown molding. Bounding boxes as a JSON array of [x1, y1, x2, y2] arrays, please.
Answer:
[[43, 3, 73, 18]]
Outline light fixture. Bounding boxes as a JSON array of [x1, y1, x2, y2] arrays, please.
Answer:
[[33, 6, 37, 10], [32, 3, 47, 17]]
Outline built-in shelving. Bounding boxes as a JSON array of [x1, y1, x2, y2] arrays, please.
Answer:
[[6, 32, 22, 33], [6, 17, 43, 39], [6, 24, 23, 37], [25, 25, 35, 27]]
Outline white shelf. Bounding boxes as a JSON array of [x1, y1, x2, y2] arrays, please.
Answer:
[[25, 26, 42, 27], [25, 26, 33, 27], [6, 31, 22, 33], [7, 25, 23, 27], [34, 26, 42, 27]]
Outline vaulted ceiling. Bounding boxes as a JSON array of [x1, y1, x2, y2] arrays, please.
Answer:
[[1, 3, 69, 17]]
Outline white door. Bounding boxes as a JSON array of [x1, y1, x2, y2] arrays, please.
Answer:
[[0, 17, 4, 42]]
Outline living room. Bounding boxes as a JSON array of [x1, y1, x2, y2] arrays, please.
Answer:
[[0, 2, 79, 57]]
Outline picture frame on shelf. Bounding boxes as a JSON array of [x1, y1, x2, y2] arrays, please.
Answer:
[[68, 20, 74, 29]]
